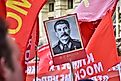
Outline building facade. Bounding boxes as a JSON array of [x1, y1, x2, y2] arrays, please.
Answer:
[[114, 1, 121, 39]]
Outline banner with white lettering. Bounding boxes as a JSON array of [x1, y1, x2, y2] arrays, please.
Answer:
[[26, 52, 117, 81]]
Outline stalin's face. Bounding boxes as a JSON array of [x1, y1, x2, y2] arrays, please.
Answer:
[[55, 23, 70, 44]]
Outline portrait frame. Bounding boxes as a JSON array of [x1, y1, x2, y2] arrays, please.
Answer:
[[44, 14, 86, 65]]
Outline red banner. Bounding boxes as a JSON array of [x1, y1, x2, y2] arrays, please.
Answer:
[[26, 44, 53, 81], [86, 12, 119, 72], [79, 20, 101, 47], [6, 0, 47, 61], [26, 51, 119, 81], [37, 44, 52, 74]]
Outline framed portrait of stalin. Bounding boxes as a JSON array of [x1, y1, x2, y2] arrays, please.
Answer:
[[44, 14, 86, 65]]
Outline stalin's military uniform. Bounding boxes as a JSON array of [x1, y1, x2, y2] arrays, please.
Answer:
[[53, 38, 82, 55]]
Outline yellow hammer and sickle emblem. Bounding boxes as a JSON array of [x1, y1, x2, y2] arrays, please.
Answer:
[[83, 0, 89, 7]]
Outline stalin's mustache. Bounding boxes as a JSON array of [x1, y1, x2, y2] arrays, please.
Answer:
[[60, 32, 69, 38]]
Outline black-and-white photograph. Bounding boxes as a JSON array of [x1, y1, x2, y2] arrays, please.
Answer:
[[44, 14, 83, 56]]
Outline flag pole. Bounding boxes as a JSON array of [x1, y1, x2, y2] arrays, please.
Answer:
[[118, 62, 121, 81], [35, 17, 39, 81], [69, 59, 75, 81], [35, 45, 38, 81]]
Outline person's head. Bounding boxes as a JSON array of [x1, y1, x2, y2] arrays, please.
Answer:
[[0, 18, 23, 81], [54, 19, 71, 44]]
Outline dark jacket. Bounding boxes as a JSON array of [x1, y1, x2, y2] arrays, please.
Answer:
[[53, 38, 82, 55]]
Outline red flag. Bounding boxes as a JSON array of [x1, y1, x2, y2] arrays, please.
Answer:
[[6, 0, 47, 60], [79, 20, 101, 47], [75, 0, 118, 47], [25, 18, 40, 81], [74, 0, 118, 22], [25, 17, 39, 62], [0, 0, 6, 18], [86, 12, 119, 73], [37, 44, 52, 74], [26, 44, 52, 80]]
